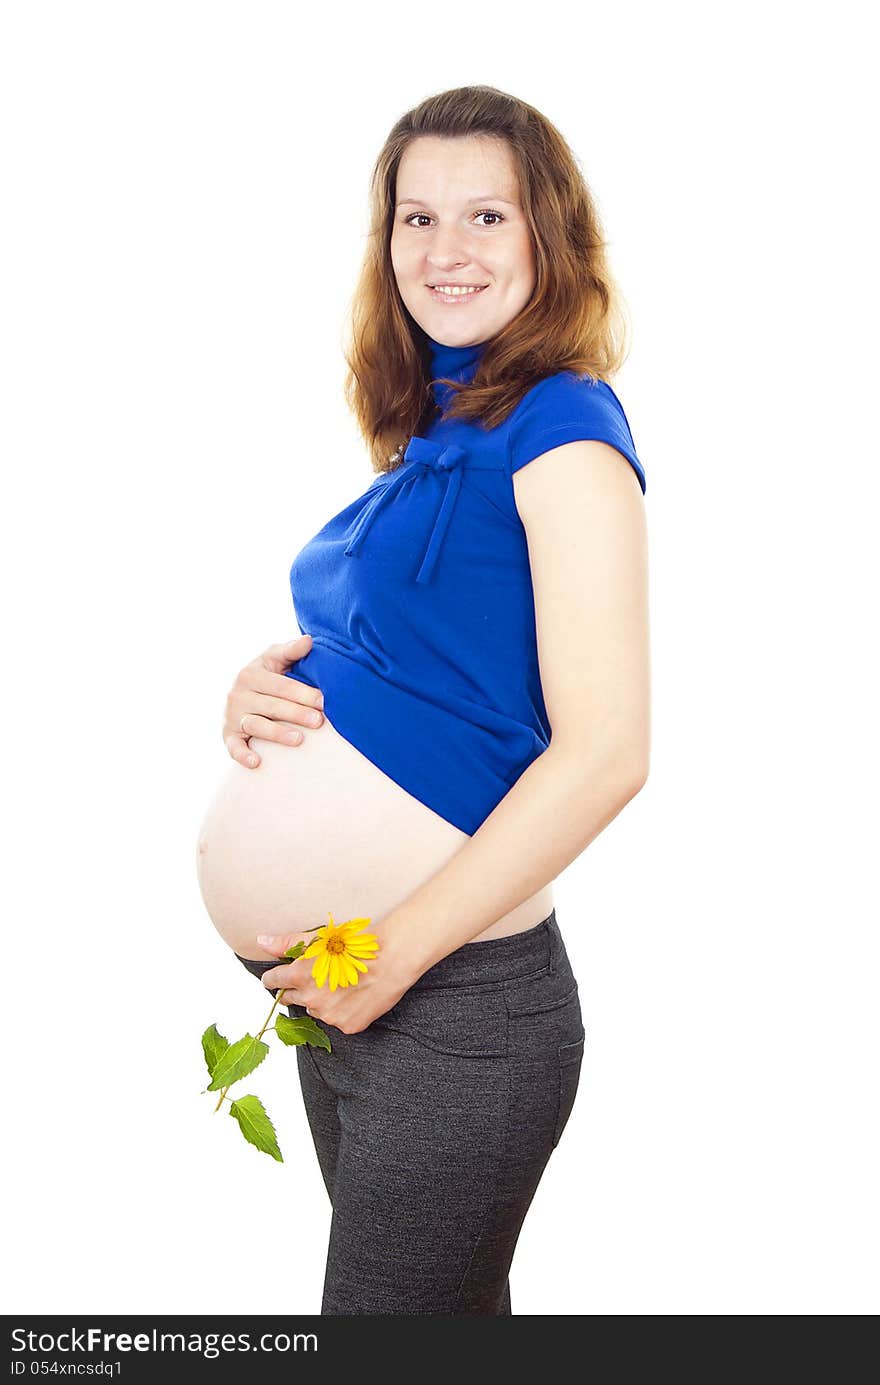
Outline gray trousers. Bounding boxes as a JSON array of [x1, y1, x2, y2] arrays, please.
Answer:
[[236, 908, 585, 1315]]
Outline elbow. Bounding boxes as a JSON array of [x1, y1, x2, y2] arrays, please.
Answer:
[[612, 728, 650, 799], [602, 753, 647, 807], [623, 760, 649, 799], [552, 735, 649, 802], [618, 740, 650, 799]]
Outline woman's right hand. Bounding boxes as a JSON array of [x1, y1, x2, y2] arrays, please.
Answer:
[[223, 633, 325, 769]]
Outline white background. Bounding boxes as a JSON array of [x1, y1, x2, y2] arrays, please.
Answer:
[[2, 0, 877, 1316]]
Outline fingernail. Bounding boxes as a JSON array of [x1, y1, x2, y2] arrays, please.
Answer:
[[257, 934, 276, 946], [316, 693, 324, 709]]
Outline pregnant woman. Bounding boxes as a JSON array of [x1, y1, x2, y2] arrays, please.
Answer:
[[195, 84, 650, 1316]]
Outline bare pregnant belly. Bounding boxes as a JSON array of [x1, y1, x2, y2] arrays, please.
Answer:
[[195, 714, 554, 960]]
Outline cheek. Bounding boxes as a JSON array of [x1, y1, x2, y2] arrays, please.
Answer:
[[512, 234, 537, 284], [391, 244, 420, 286], [389, 228, 409, 268], [389, 247, 411, 295]]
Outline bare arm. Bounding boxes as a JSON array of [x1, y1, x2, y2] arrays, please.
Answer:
[[254, 439, 650, 1031], [382, 437, 651, 981]]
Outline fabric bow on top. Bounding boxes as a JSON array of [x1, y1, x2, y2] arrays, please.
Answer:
[[343, 436, 468, 585]]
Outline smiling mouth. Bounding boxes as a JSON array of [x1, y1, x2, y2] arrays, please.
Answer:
[[427, 284, 489, 301]]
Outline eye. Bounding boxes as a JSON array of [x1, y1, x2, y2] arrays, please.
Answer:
[[401, 209, 506, 228]]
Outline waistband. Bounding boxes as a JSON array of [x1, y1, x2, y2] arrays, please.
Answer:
[[410, 908, 560, 989], [234, 953, 298, 993], [235, 908, 561, 993]]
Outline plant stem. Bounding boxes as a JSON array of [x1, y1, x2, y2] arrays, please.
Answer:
[[213, 987, 286, 1113], [256, 986, 287, 1041]]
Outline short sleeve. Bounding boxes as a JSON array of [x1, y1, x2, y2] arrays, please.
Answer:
[[507, 372, 646, 495]]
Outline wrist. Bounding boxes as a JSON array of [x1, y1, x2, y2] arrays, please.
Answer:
[[374, 909, 435, 994]]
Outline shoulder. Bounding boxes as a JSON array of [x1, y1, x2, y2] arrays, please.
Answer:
[[506, 371, 646, 495]]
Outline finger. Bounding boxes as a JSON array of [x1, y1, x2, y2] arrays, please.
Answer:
[[259, 693, 324, 726], [237, 713, 304, 746], [260, 634, 313, 672], [262, 964, 310, 997], [265, 981, 307, 1009], [224, 733, 260, 768], [262, 633, 311, 656], [249, 664, 325, 715], [272, 984, 301, 1004], [259, 948, 313, 989], [255, 929, 314, 957], [246, 691, 324, 727]]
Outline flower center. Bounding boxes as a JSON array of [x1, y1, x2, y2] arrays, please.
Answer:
[[326, 935, 347, 954]]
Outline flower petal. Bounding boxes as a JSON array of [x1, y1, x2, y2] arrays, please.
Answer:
[[340, 955, 360, 986]]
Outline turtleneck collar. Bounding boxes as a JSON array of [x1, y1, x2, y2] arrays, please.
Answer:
[[426, 334, 489, 404]]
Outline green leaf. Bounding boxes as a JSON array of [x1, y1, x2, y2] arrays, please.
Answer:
[[282, 941, 306, 960], [275, 1013, 332, 1052], [201, 1024, 230, 1079], [206, 1033, 270, 1091], [229, 1095, 283, 1162]]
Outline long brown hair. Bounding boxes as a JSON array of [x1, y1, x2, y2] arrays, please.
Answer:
[[343, 84, 631, 473]]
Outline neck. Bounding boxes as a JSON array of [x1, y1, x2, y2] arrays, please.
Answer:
[[426, 334, 488, 402]]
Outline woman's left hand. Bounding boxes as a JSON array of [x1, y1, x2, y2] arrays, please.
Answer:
[[255, 925, 414, 1035]]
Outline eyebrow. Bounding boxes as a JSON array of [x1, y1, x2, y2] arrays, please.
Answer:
[[396, 195, 519, 208]]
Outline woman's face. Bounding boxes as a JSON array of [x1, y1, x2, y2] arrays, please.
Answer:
[[390, 134, 537, 348]]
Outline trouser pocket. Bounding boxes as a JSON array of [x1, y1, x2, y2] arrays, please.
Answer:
[[386, 984, 509, 1057]]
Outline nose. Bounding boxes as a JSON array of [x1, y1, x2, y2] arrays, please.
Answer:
[[426, 226, 471, 269]]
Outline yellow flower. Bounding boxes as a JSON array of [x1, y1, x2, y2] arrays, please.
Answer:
[[301, 912, 380, 992]]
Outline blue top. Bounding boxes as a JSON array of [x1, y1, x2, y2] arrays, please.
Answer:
[[284, 334, 646, 834]]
